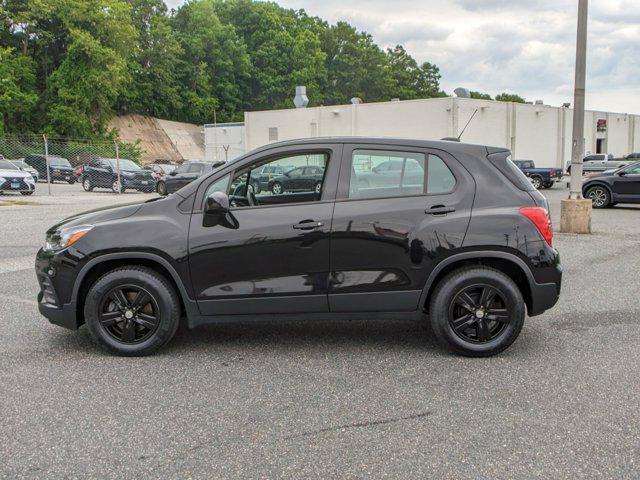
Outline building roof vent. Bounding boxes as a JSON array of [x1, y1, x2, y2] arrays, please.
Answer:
[[293, 86, 309, 109]]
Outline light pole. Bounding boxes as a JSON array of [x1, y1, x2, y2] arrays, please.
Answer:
[[561, 0, 592, 233]]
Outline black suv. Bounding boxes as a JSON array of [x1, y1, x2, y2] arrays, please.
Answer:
[[36, 138, 561, 357], [25, 154, 77, 183], [583, 161, 640, 208], [82, 157, 154, 193], [156, 161, 216, 196]]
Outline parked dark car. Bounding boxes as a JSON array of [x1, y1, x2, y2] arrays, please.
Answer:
[[25, 154, 77, 183], [582, 161, 640, 208], [248, 164, 287, 193], [267, 165, 325, 195], [513, 160, 563, 189], [156, 161, 217, 196], [82, 158, 154, 193], [36, 137, 561, 357]]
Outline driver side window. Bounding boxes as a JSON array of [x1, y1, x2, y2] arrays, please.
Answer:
[[228, 152, 329, 209]]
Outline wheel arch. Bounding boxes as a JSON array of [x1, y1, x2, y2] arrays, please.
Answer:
[[72, 252, 195, 327], [420, 252, 534, 316], [582, 181, 612, 197]]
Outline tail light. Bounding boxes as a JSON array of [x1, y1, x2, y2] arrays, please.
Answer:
[[519, 207, 553, 247], [549, 170, 555, 177]]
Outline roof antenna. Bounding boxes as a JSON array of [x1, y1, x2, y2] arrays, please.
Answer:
[[457, 108, 478, 141]]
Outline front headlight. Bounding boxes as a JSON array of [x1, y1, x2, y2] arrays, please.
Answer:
[[44, 225, 93, 252], [25, 176, 35, 184], [0, 177, 5, 184]]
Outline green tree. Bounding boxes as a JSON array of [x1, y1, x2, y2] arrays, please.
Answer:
[[387, 45, 443, 99], [172, 0, 250, 123], [0, 47, 38, 133], [119, 0, 183, 119], [470, 91, 492, 100], [212, 0, 326, 110], [320, 21, 393, 104], [495, 92, 526, 103]]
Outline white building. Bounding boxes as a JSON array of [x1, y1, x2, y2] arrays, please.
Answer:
[[243, 97, 640, 168], [204, 122, 245, 163]]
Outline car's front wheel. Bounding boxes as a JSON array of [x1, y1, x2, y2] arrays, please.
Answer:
[[429, 266, 525, 357], [83, 177, 94, 192], [111, 179, 125, 193], [156, 181, 167, 196], [20, 191, 34, 195], [585, 186, 611, 208], [84, 266, 181, 356]]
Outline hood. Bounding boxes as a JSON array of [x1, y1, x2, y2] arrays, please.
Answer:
[[46, 201, 147, 234], [0, 169, 32, 178], [586, 170, 616, 180]]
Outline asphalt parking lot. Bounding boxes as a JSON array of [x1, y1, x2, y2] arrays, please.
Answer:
[[1, 183, 639, 479]]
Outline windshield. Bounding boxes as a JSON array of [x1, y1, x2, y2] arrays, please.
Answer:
[[0, 159, 19, 170], [12, 160, 27, 168], [107, 159, 140, 171], [48, 157, 72, 167]]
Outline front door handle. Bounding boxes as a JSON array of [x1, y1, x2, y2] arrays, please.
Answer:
[[293, 220, 324, 230], [426, 205, 455, 215]]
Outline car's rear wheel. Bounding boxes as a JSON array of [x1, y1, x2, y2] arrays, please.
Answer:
[[68, 178, 75, 184], [429, 266, 525, 357], [156, 181, 167, 196], [271, 182, 283, 194], [585, 186, 610, 208], [84, 266, 181, 356], [83, 177, 94, 192], [530, 175, 543, 189]]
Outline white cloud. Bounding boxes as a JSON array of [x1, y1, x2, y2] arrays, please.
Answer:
[[166, 0, 640, 113]]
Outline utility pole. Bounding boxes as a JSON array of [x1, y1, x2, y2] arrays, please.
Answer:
[[561, 0, 592, 233]]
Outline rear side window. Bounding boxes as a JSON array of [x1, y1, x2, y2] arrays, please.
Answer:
[[348, 149, 455, 199], [488, 153, 535, 191]]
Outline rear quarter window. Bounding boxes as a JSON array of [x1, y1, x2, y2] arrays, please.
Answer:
[[488, 153, 535, 191]]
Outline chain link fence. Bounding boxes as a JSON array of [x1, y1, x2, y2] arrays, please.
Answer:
[[0, 134, 158, 196]]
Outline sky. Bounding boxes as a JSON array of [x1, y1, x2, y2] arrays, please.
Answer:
[[165, 0, 640, 114]]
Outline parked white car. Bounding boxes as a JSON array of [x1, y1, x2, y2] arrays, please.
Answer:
[[0, 158, 36, 195]]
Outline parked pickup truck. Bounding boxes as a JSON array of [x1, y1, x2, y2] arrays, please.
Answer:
[[513, 160, 563, 189], [566, 153, 635, 175]]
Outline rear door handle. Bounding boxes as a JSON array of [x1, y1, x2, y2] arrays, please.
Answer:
[[293, 220, 324, 230], [426, 205, 455, 215]]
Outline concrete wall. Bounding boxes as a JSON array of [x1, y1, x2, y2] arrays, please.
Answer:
[[244, 98, 640, 169], [204, 123, 245, 163]]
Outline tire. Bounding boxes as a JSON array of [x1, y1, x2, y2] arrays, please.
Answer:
[[111, 179, 125, 193], [530, 175, 543, 190], [271, 182, 283, 195], [68, 178, 75, 184], [83, 177, 94, 192], [251, 181, 261, 194], [156, 181, 167, 196], [84, 266, 181, 356], [543, 182, 553, 189], [20, 191, 34, 195], [585, 185, 611, 208], [429, 266, 525, 357]]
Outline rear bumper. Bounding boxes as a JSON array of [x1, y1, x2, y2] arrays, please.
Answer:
[[528, 266, 562, 317]]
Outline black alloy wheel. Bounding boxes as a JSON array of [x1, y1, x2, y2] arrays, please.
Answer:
[[429, 266, 525, 357], [449, 285, 509, 343], [98, 285, 160, 344], [84, 266, 180, 356]]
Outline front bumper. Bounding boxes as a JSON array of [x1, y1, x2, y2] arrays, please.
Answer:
[[0, 178, 35, 192], [35, 250, 81, 330], [122, 177, 154, 189]]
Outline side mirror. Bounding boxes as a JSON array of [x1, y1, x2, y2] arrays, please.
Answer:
[[169, 170, 177, 176], [618, 171, 627, 176], [205, 192, 230, 214]]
